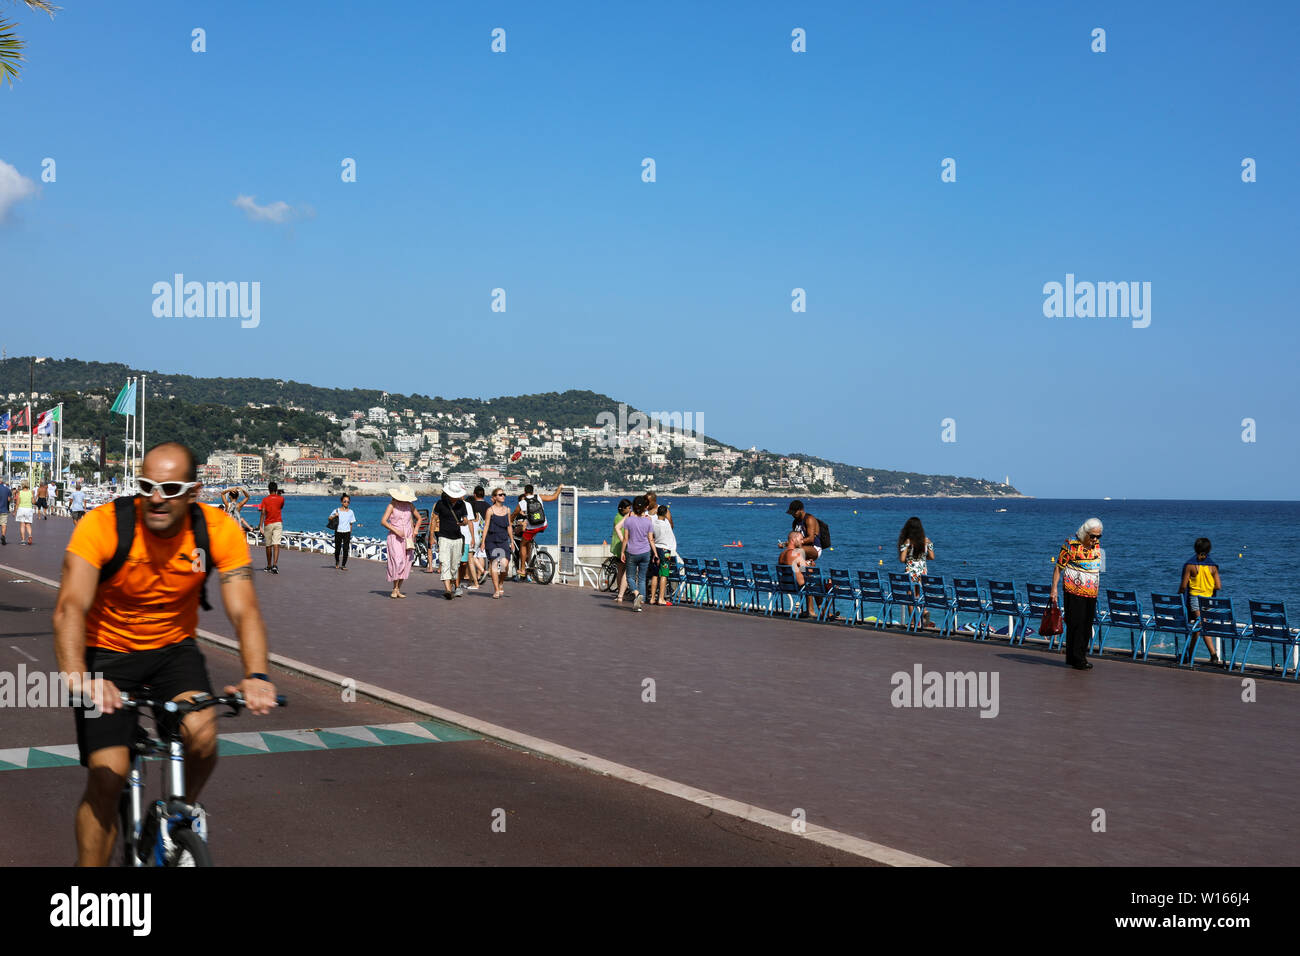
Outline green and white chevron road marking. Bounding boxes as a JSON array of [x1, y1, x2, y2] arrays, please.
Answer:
[[0, 719, 479, 770]]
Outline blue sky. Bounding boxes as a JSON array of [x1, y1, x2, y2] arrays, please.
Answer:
[[2, 1, 1297, 498]]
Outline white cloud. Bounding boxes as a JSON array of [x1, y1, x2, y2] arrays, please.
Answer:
[[0, 160, 38, 223], [233, 194, 314, 224]]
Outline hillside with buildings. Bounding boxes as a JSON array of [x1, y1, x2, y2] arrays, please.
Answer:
[[0, 358, 1023, 497]]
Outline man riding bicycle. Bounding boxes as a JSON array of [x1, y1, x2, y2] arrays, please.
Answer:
[[53, 441, 278, 867]]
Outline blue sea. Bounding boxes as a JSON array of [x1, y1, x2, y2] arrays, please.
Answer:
[[254, 494, 1296, 620]]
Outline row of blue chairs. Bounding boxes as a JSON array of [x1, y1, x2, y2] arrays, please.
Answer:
[[667, 559, 1300, 679]]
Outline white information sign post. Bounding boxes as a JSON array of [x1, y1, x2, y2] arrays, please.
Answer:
[[557, 487, 578, 582]]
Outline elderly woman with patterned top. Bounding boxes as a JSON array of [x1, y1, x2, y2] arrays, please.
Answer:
[[1051, 518, 1104, 670]]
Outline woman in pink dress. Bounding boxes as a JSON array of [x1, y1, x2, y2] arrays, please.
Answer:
[[381, 485, 422, 599]]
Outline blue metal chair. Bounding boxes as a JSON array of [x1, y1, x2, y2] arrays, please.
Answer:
[[855, 570, 890, 628], [1243, 601, 1300, 679], [1197, 598, 1244, 669], [680, 557, 709, 608], [804, 567, 838, 622], [887, 573, 920, 632], [774, 564, 808, 619], [704, 562, 730, 609], [1096, 591, 1149, 659], [725, 560, 756, 613], [919, 575, 956, 636], [750, 563, 779, 616], [826, 568, 858, 626], [984, 581, 1025, 644], [951, 578, 989, 639], [1145, 593, 1200, 665], [1024, 584, 1057, 649]]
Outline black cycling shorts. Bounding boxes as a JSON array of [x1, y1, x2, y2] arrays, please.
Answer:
[[74, 637, 214, 767]]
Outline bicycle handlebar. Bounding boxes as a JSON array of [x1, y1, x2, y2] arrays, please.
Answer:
[[66, 691, 287, 712], [117, 692, 288, 712]]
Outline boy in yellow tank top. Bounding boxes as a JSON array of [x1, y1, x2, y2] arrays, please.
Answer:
[[1180, 537, 1223, 665]]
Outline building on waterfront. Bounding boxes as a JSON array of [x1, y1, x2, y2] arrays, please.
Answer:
[[287, 456, 350, 481], [207, 452, 264, 482], [347, 459, 392, 483]]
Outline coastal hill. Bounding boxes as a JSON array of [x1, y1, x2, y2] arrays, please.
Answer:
[[0, 357, 1023, 497]]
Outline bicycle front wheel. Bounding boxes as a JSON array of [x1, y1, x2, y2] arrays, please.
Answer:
[[600, 557, 619, 591], [166, 826, 214, 867], [531, 550, 555, 585]]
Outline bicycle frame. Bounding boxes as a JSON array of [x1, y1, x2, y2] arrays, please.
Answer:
[[120, 701, 203, 867], [115, 691, 285, 867]]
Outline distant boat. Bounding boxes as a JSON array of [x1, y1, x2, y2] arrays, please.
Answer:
[[995, 508, 1007, 513], [1103, 497, 1112, 500]]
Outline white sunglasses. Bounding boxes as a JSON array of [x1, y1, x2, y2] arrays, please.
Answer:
[[136, 477, 199, 499]]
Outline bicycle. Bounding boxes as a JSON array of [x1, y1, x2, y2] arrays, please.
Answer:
[[600, 555, 621, 592], [511, 528, 555, 585], [113, 689, 287, 867]]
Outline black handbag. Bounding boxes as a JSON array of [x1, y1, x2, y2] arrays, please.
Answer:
[[327, 512, 339, 531]]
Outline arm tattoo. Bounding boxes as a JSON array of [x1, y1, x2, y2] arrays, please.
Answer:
[[220, 566, 254, 583]]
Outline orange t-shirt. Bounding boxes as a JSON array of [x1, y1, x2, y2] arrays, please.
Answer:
[[66, 499, 251, 653]]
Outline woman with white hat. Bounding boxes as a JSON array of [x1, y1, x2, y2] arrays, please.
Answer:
[[380, 484, 422, 599]]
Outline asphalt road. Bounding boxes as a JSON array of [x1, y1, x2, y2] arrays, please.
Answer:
[[0, 575, 867, 866]]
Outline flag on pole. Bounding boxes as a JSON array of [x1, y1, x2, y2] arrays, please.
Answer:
[[12, 407, 29, 429], [0, 412, 9, 431], [110, 381, 136, 415], [36, 406, 60, 435]]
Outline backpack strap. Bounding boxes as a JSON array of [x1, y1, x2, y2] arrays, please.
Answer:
[[96, 497, 214, 612], [98, 496, 139, 584], [190, 502, 214, 611]]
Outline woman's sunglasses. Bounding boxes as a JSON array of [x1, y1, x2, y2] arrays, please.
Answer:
[[136, 477, 198, 499]]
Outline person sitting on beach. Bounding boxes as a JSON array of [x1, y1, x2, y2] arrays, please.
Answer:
[[1180, 537, 1224, 666]]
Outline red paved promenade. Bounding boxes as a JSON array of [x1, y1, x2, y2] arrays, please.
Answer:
[[4, 517, 1296, 865]]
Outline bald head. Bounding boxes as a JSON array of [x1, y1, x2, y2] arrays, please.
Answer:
[[143, 442, 197, 483]]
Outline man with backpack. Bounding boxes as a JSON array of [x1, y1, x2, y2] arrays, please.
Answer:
[[785, 500, 830, 564], [52, 441, 278, 866], [511, 483, 563, 581]]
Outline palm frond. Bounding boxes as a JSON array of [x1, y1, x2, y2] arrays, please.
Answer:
[[15, 1, 59, 16], [0, 18, 24, 87]]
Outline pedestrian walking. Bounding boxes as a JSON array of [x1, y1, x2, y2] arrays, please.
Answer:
[[0, 477, 11, 545], [258, 481, 286, 573], [611, 498, 631, 602], [381, 484, 421, 598], [433, 481, 470, 600], [1051, 518, 1104, 670], [649, 504, 677, 605], [482, 488, 514, 598], [69, 482, 87, 524], [16, 480, 34, 545], [329, 494, 359, 570], [620, 495, 657, 611]]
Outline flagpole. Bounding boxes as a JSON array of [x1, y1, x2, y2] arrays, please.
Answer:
[[56, 402, 63, 490], [140, 375, 146, 463], [27, 359, 33, 487], [123, 380, 131, 488]]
